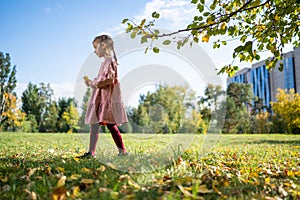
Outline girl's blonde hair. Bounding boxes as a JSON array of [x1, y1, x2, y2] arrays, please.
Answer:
[[93, 35, 118, 64]]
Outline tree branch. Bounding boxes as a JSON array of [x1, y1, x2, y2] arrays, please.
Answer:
[[153, 0, 271, 38]]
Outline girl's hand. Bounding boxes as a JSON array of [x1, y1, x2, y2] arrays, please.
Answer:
[[83, 76, 91, 86]]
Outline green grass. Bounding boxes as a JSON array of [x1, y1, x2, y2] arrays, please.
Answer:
[[0, 133, 299, 199]]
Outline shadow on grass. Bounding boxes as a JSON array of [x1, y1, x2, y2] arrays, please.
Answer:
[[244, 139, 300, 145]]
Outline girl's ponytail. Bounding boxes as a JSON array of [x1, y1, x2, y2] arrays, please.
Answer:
[[112, 48, 118, 65]]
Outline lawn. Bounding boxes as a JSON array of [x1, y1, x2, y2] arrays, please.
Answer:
[[0, 132, 299, 199]]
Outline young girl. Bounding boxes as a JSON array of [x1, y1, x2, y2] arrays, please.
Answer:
[[77, 34, 128, 158]]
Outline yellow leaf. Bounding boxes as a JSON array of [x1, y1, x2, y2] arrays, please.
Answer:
[[249, 172, 259, 178], [97, 165, 106, 172], [0, 177, 8, 183], [223, 180, 230, 187], [128, 178, 141, 190], [70, 174, 81, 180], [51, 186, 67, 200], [220, 22, 227, 30], [287, 171, 295, 177], [80, 179, 94, 184], [72, 186, 80, 197], [73, 157, 79, 162], [107, 162, 117, 170], [57, 167, 65, 173], [202, 34, 210, 42], [56, 176, 66, 188], [81, 167, 92, 174], [28, 168, 37, 178], [265, 176, 270, 184], [24, 189, 37, 200], [207, 20, 215, 25], [177, 184, 197, 199], [198, 184, 211, 193]]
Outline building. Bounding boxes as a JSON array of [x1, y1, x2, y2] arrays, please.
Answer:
[[227, 46, 300, 109]]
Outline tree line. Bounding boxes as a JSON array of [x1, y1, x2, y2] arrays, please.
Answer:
[[1, 52, 299, 134]]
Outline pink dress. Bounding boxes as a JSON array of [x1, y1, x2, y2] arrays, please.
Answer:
[[85, 57, 128, 125]]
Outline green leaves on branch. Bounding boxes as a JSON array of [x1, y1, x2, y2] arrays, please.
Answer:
[[152, 47, 160, 53], [162, 40, 171, 45], [151, 11, 160, 19], [122, 12, 162, 54], [123, 0, 300, 76], [217, 65, 239, 77]]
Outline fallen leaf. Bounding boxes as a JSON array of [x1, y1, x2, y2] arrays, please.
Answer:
[[99, 187, 111, 193], [177, 157, 183, 165], [177, 184, 203, 200], [28, 168, 37, 178], [24, 189, 37, 200], [72, 186, 80, 197], [56, 176, 66, 188], [57, 167, 65, 173], [20, 175, 27, 180], [81, 168, 92, 174], [128, 178, 140, 190], [70, 174, 81, 180], [97, 165, 106, 172], [80, 179, 94, 184], [198, 185, 211, 194], [48, 149, 55, 153], [51, 186, 67, 200], [278, 186, 288, 197], [107, 162, 117, 170], [0, 176, 8, 183], [2, 184, 11, 192], [119, 174, 129, 182]]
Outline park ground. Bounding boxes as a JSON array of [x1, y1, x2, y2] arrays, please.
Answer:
[[0, 133, 299, 199]]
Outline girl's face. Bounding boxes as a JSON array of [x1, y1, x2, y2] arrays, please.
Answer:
[[94, 42, 106, 58]]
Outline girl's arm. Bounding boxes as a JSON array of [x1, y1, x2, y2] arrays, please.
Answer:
[[97, 78, 114, 88], [97, 61, 116, 88]]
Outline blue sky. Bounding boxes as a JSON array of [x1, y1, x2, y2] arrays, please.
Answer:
[[1, 0, 293, 103], [1, 0, 150, 98]]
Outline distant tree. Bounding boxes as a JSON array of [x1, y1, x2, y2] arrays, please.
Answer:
[[21, 83, 41, 125], [57, 97, 77, 132], [0, 52, 17, 128], [1, 93, 25, 131], [254, 111, 271, 133], [130, 104, 151, 133], [220, 83, 253, 133], [21, 82, 54, 132], [62, 101, 79, 133], [271, 88, 300, 133], [270, 113, 287, 133], [130, 85, 198, 133], [124, 0, 300, 75], [43, 101, 59, 132], [198, 84, 225, 124], [78, 88, 91, 133], [180, 109, 207, 134], [226, 83, 253, 108], [21, 114, 38, 133], [219, 97, 241, 133]]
